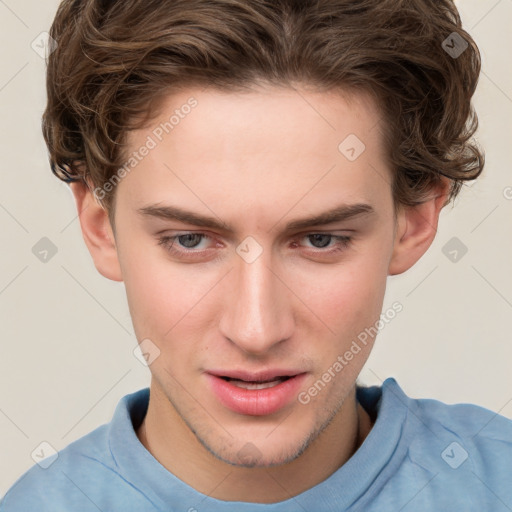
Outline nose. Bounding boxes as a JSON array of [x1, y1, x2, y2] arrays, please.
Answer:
[[219, 243, 294, 356]]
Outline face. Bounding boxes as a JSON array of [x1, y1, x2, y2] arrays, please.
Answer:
[[98, 84, 401, 466]]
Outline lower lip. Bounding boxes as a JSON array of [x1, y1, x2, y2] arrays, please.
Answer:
[[205, 373, 307, 416]]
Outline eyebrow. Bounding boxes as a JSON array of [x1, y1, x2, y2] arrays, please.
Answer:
[[137, 202, 375, 233]]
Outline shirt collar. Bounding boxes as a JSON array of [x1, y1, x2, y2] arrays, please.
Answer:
[[108, 377, 409, 511]]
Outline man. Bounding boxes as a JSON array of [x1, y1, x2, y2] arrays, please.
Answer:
[[2, 0, 511, 510]]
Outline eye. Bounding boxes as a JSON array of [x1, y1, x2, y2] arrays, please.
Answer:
[[301, 233, 352, 251], [158, 233, 211, 253], [157, 232, 353, 259], [171, 233, 206, 249]]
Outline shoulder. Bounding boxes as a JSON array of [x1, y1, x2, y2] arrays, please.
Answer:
[[378, 377, 512, 443], [406, 384, 512, 451], [380, 378, 512, 507], [1, 388, 153, 511], [1, 424, 113, 510]]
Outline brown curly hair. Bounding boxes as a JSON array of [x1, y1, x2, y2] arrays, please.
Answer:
[[43, 0, 484, 230]]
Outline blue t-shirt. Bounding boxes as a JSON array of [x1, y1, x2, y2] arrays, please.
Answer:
[[2, 377, 512, 511]]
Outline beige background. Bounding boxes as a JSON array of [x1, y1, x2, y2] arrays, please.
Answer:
[[1, 0, 511, 495]]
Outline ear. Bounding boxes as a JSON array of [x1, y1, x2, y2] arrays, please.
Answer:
[[69, 181, 123, 282], [388, 177, 450, 276]]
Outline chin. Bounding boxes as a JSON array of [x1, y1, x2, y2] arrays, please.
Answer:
[[198, 430, 314, 469]]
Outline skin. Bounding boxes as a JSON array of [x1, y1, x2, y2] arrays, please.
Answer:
[[70, 83, 449, 503]]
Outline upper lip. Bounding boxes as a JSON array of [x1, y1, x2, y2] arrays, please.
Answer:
[[207, 369, 306, 382]]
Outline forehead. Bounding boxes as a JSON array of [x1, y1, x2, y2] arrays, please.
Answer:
[[118, 84, 392, 224], [136, 83, 384, 153]]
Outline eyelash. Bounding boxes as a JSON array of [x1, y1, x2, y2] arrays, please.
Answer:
[[157, 232, 353, 259]]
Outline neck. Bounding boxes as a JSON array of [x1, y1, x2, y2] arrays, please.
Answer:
[[136, 382, 373, 503]]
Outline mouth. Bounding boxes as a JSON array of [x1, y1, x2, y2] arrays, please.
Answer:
[[205, 370, 307, 416], [218, 375, 292, 390]]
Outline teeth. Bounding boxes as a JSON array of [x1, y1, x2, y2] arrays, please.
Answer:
[[227, 378, 286, 390]]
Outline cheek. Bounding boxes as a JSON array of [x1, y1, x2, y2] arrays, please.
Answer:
[[292, 251, 389, 338], [120, 248, 211, 339]]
